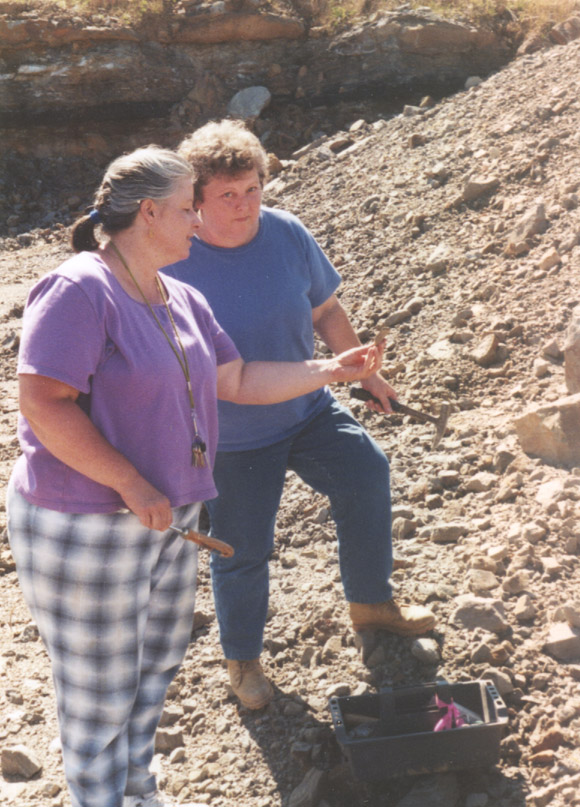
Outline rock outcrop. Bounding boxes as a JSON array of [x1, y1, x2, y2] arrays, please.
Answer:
[[1, 6, 512, 141]]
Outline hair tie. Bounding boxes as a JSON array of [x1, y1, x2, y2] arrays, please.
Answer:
[[89, 209, 101, 224]]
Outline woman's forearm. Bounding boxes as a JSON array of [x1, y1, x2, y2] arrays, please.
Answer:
[[312, 294, 397, 412], [226, 359, 335, 405], [218, 345, 381, 405]]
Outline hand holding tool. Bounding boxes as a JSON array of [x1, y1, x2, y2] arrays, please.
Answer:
[[350, 387, 450, 449], [169, 524, 235, 557]]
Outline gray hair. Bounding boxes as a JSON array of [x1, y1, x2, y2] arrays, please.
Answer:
[[71, 145, 195, 252]]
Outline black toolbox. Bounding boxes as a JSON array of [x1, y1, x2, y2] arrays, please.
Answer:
[[329, 680, 509, 781]]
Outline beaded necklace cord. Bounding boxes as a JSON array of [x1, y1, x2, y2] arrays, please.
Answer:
[[109, 241, 207, 468]]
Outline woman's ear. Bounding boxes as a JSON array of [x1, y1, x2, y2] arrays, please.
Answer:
[[139, 198, 157, 223]]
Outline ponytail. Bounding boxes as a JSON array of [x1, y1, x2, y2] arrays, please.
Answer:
[[71, 211, 100, 253]]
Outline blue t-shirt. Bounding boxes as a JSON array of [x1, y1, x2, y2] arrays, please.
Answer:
[[163, 207, 341, 451]]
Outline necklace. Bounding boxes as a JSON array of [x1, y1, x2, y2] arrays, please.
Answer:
[[108, 241, 207, 468]]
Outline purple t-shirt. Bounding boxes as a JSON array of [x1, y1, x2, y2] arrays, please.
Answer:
[[11, 251, 240, 514]]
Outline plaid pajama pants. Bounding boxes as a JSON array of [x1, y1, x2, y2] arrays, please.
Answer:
[[7, 482, 199, 807]]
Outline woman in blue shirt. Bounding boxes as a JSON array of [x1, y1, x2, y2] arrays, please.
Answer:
[[164, 120, 436, 710]]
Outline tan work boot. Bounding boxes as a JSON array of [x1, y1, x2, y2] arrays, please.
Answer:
[[227, 658, 274, 710], [349, 599, 436, 636]]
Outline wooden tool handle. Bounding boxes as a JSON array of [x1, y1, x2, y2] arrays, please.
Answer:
[[349, 386, 436, 424], [182, 529, 235, 557]]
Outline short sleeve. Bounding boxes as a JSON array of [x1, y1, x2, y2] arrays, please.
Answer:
[[209, 314, 240, 366], [18, 274, 105, 393], [292, 215, 341, 308]]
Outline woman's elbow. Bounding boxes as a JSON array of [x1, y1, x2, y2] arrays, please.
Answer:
[[18, 387, 43, 422], [18, 375, 78, 423], [216, 360, 246, 403]]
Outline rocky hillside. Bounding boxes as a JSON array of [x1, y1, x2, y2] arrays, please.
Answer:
[[2, 24, 580, 807]]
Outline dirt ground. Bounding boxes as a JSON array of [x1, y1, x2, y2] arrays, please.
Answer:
[[2, 32, 580, 807]]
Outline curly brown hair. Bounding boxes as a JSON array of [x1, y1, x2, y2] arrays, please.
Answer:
[[177, 119, 269, 203]]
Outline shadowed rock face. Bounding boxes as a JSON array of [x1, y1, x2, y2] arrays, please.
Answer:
[[1, 8, 512, 133]]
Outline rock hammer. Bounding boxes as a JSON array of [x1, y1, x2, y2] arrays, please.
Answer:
[[349, 387, 450, 449]]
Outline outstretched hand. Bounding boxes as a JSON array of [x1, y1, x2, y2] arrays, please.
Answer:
[[327, 341, 384, 383]]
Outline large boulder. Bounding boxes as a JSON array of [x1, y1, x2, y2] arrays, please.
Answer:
[[227, 85, 271, 119], [514, 393, 580, 467]]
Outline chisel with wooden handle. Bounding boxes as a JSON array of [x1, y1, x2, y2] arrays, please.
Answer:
[[169, 525, 235, 557]]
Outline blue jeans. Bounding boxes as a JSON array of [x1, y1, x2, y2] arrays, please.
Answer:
[[208, 400, 393, 660]]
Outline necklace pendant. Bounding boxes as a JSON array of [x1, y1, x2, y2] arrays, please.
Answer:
[[109, 243, 206, 470], [191, 435, 207, 468]]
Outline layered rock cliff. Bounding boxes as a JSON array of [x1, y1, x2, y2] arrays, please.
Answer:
[[2, 2, 514, 152]]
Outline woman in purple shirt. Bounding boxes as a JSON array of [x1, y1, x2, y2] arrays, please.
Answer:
[[6, 146, 381, 807]]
